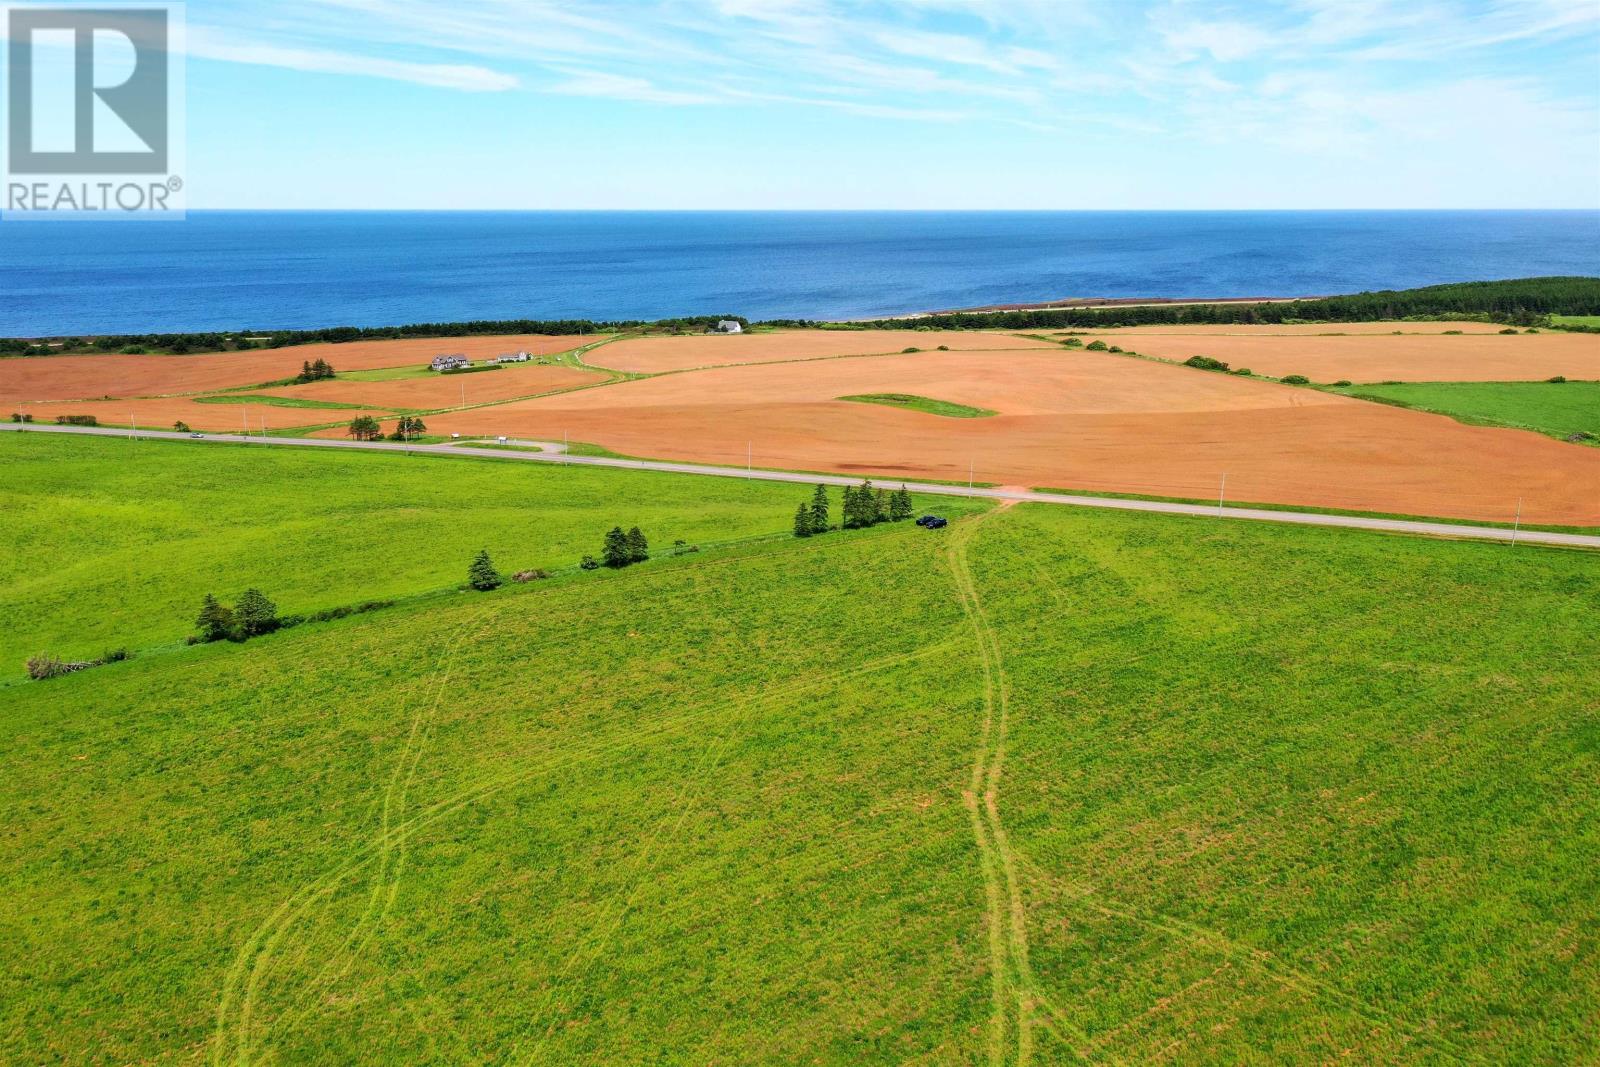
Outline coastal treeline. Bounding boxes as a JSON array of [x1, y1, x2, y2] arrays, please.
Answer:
[[0, 314, 749, 357], [765, 277, 1600, 330], [6, 277, 1596, 357]]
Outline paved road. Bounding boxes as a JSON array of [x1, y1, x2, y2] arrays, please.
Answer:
[[6, 421, 1597, 550]]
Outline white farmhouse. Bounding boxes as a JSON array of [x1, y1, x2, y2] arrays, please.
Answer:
[[714, 320, 743, 334]]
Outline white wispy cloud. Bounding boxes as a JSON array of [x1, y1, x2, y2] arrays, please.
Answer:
[[188, 27, 517, 91], [186, 0, 1600, 156]]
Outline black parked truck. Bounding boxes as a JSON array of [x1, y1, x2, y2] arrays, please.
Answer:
[[915, 515, 948, 529]]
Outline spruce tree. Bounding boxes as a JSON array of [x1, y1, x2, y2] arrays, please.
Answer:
[[603, 526, 630, 568], [235, 588, 279, 636], [809, 484, 830, 533], [794, 501, 813, 538], [468, 548, 502, 590], [625, 526, 649, 563], [874, 488, 890, 526], [195, 594, 234, 643], [841, 485, 860, 529], [890, 486, 914, 522]]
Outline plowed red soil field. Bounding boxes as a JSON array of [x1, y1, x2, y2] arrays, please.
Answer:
[[588, 329, 1054, 374], [253, 364, 602, 409], [1083, 331, 1599, 383], [1067, 322, 1513, 336], [13, 396, 393, 433], [421, 348, 1600, 526]]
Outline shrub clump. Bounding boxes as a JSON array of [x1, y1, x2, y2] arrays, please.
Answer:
[[1085, 340, 1108, 351], [511, 569, 549, 583], [1280, 374, 1311, 385], [1184, 355, 1230, 372], [26, 653, 94, 680], [56, 414, 98, 426], [9, 412, 33, 423], [1547, 375, 1567, 384]]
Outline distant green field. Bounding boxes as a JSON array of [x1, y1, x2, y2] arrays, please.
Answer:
[[0, 434, 981, 670], [195, 394, 378, 410], [1335, 380, 1600, 440], [2, 452, 1596, 1062], [1550, 314, 1600, 328], [840, 392, 998, 418]]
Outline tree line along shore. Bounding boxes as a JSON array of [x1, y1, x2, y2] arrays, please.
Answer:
[[3, 277, 1597, 358]]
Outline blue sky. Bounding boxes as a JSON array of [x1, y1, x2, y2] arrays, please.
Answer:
[[180, 0, 1600, 209]]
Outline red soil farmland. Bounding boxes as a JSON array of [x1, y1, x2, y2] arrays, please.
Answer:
[[1077, 321, 1515, 336], [253, 364, 603, 409], [423, 349, 1600, 526], [1085, 331, 1600, 383], [588, 329, 1055, 374], [12, 396, 394, 433], [0, 335, 597, 404]]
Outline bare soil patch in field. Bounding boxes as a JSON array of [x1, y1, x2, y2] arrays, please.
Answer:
[[0, 335, 597, 404], [254, 364, 602, 409], [420, 349, 1600, 526], [588, 329, 1055, 374], [13, 396, 394, 433], [1087, 331, 1600, 383]]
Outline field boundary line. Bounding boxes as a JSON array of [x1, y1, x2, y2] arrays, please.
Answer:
[[8, 423, 1596, 549]]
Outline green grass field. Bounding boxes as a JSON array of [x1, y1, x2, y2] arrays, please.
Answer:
[[2, 437, 1597, 1063], [1334, 380, 1599, 440], [1550, 314, 1600, 328], [0, 434, 980, 672], [194, 394, 380, 411], [840, 393, 998, 418]]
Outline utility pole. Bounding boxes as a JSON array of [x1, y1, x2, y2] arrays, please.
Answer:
[[130, 415, 136, 441], [747, 440, 752, 473], [968, 458, 974, 489], [1511, 497, 1522, 546], [1218, 472, 1228, 514]]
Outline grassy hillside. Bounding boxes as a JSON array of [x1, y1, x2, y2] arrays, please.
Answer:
[[2, 468, 1596, 1063], [0, 434, 978, 671], [1335, 380, 1599, 441]]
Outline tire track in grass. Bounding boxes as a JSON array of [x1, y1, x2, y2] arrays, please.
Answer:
[[947, 511, 1086, 1065], [1014, 855, 1477, 1062], [210, 638, 958, 1063], [216, 609, 494, 1065]]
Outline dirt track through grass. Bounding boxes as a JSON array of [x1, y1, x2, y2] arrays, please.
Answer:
[[947, 511, 1075, 1065]]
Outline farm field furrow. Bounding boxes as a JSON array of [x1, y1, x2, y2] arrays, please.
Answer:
[[3, 453, 1595, 1064]]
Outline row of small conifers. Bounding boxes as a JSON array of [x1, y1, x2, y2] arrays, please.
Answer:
[[22, 481, 920, 681], [793, 480, 915, 537]]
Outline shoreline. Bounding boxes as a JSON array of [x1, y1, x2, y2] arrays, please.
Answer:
[[903, 294, 1323, 319]]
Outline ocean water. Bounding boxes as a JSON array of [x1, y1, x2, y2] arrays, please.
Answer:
[[2, 210, 1597, 335]]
